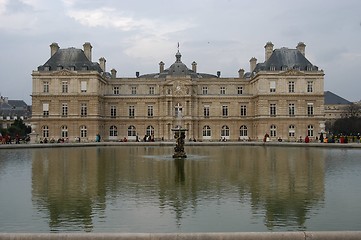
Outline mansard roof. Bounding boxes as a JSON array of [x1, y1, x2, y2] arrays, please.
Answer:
[[0, 99, 31, 117], [37, 48, 103, 72], [139, 50, 217, 79], [324, 91, 352, 105], [254, 47, 318, 72]]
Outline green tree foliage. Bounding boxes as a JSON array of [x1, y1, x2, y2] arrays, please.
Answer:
[[331, 117, 361, 135], [5, 119, 31, 138]]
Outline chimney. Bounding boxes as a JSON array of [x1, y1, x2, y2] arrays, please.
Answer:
[[50, 42, 59, 57], [264, 42, 274, 61], [83, 42, 92, 61], [217, 71, 221, 77], [238, 68, 245, 78], [250, 57, 257, 72], [192, 61, 197, 73], [111, 68, 117, 78], [99, 57, 106, 72], [296, 42, 306, 56], [159, 61, 165, 73], [136, 71, 140, 77]]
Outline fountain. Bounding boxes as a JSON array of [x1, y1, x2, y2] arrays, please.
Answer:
[[172, 109, 188, 158], [172, 127, 188, 158]]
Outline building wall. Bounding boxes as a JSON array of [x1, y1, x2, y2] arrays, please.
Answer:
[[31, 45, 325, 142]]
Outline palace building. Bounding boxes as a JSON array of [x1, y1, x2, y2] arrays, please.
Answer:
[[31, 42, 325, 142]]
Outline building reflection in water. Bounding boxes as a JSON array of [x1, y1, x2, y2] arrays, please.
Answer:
[[31, 146, 325, 231]]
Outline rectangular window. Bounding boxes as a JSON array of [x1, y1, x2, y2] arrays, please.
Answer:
[[270, 81, 276, 92], [202, 86, 208, 95], [110, 105, 116, 118], [62, 103, 68, 117], [270, 103, 276, 117], [43, 103, 49, 117], [149, 86, 155, 95], [43, 81, 49, 93], [289, 125, 295, 137], [129, 105, 135, 118], [270, 125, 277, 137], [62, 81, 68, 93], [220, 86, 226, 95], [113, 86, 120, 95], [288, 81, 295, 93], [81, 81, 87, 92], [307, 81, 313, 93], [131, 86, 137, 95], [204, 105, 210, 118], [288, 103, 295, 116], [222, 105, 228, 117], [42, 126, 49, 138], [147, 105, 153, 117], [240, 105, 247, 116], [237, 86, 243, 95], [80, 103, 87, 117], [307, 103, 314, 116]]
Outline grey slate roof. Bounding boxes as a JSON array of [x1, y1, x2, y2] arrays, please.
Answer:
[[37, 48, 103, 72], [254, 47, 318, 72], [139, 51, 218, 79], [324, 91, 352, 105], [0, 100, 31, 118]]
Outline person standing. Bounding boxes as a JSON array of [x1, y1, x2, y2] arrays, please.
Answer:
[[319, 132, 324, 143]]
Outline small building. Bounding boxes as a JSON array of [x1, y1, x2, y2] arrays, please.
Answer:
[[0, 96, 31, 129], [324, 91, 353, 121]]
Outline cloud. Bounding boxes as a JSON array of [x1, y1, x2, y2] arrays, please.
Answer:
[[67, 7, 143, 31], [66, 6, 195, 35], [0, 0, 54, 31]]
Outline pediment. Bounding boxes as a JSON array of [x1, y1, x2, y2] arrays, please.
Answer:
[[51, 69, 76, 76], [279, 69, 305, 76], [164, 79, 192, 96]]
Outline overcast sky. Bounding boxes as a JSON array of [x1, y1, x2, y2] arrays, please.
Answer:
[[1, 0, 360, 104]]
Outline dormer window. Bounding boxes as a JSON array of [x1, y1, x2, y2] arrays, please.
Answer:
[[270, 66, 276, 71], [281, 65, 288, 71], [69, 66, 75, 71], [44, 66, 51, 71], [306, 65, 312, 71], [82, 65, 88, 71], [57, 65, 63, 71]]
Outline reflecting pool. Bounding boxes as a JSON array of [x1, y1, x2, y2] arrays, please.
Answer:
[[0, 145, 361, 232]]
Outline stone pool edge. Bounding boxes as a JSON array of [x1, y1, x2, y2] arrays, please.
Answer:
[[1, 141, 361, 150], [1, 231, 361, 240]]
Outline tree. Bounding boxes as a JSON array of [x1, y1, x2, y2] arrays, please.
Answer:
[[346, 103, 361, 118], [331, 116, 361, 135], [7, 119, 31, 138]]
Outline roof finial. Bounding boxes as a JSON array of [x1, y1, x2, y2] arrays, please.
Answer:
[[175, 42, 182, 62]]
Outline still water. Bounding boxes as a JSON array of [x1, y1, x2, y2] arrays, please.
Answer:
[[0, 145, 361, 233]]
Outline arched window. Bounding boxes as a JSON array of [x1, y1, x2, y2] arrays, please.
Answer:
[[202, 125, 211, 137], [270, 125, 277, 137], [128, 125, 136, 137], [80, 125, 87, 138], [110, 125, 118, 137], [175, 102, 183, 118], [42, 125, 49, 138], [289, 125, 295, 137], [239, 125, 248, 137], [307, 125, 314, 137], [146, 125, 154, 136], [61, 125, 68, 138], [221, 125, 230, 137]]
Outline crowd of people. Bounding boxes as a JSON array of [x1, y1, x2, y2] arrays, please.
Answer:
[[0, 133, 29, 144]]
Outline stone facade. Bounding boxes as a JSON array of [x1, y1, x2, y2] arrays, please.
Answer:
[[31, 42, 325, 142]]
